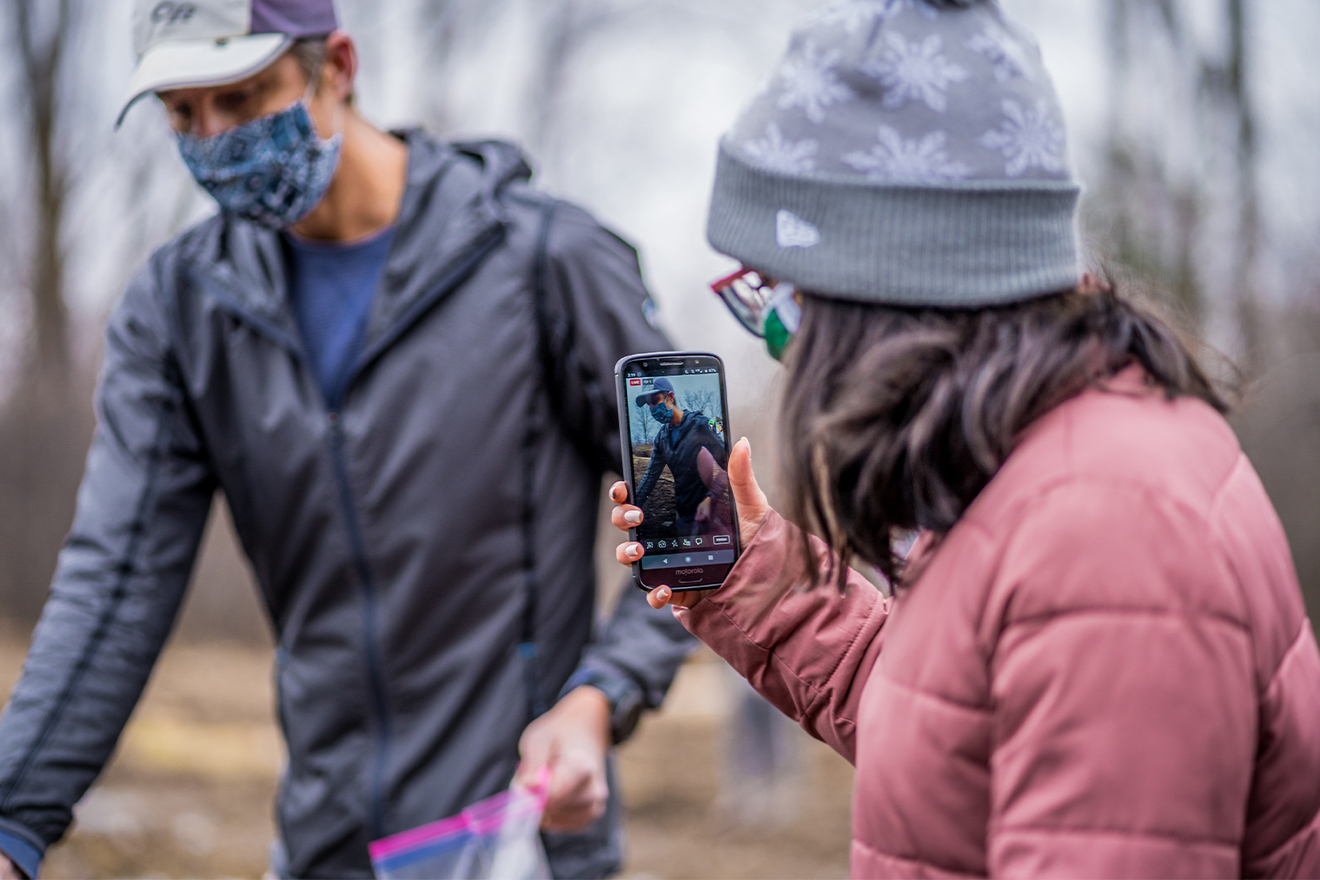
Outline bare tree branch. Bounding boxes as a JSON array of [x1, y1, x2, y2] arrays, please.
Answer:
[[8, 0, 77, 378], [525, 0, 616, 155], [1226, 0, 1260, 368]]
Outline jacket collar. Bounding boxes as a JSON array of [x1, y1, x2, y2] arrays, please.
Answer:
[[185, 130, 532, 363], [665, 410, 705, 446]]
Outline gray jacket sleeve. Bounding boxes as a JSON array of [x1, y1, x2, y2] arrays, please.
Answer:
[[633, 439, 667, 512], [539, 204, 696, 738], [0, 258, 215, 862]]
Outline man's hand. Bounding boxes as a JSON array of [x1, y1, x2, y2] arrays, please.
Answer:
[[0, 855, 23, 879], [515, 685, 611, 832]]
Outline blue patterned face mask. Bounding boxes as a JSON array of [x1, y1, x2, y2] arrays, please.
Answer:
[[649, 401, 673, 425], [176, 99, 341, 230]]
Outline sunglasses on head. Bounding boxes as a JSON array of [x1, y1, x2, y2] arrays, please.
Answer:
[[709, 267, 802, 360]]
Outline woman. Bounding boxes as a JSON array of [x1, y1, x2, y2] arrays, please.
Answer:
[[610, 1, 1320, 876]]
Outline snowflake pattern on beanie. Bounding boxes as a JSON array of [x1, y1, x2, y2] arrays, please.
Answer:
[[979, 98, 1065, 176], [731, 0, 1072, 185], [966, 20, 1035, 82], [743, 123, 820, 174], [707, 0, 1082, 306], [776, 41, 856, 124], [843, 127, 970, 181], [862, 33, 968, 112]]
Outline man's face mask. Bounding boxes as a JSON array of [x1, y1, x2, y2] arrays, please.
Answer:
[[176, 97, 342, 230], [649, 398, 674, 425]]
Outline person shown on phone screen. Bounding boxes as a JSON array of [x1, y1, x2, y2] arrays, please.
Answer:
[[633, 378, 728, 539]]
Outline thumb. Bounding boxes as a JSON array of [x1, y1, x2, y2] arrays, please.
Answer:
[[729, 437, 771, 545], [515, 726, 556, 785]]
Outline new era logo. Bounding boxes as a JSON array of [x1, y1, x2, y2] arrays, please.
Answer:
[[776, 210, 820, 249]]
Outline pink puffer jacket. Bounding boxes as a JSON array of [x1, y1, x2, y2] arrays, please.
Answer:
[[678, 370, 1320, 878]]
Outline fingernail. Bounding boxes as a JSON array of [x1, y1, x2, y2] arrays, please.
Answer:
[[657, 586, 671, 600], [624, 510, 642, 525], [627, 543, 642, 558]]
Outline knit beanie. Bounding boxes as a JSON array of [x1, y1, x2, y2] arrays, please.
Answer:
[[706, 0, 1081, 306]]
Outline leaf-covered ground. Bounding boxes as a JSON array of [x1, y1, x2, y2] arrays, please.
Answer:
[[0, 633, 851, 879]]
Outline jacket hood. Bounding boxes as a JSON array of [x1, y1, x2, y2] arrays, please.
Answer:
[[674, 409, 707, 440], [436, 135, 535, 209], [175, 131, 535, 363]]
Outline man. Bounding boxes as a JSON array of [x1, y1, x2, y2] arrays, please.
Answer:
[[633, 378, 727, 538], [0, 1, 692, 877]]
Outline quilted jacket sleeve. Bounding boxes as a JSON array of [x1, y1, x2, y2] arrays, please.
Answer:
[[986, 480, 1256, 878], [677, 510, 890, 764], [0, 257, 215, 872]]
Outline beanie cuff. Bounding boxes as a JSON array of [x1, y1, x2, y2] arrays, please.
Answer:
[[706, 141, 1082, 307]]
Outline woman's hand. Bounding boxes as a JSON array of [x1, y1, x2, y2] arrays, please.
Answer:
[[610, 437, 771, 610]]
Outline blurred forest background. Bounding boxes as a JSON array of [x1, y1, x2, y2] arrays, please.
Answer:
[[0, 0, 1317, 876]]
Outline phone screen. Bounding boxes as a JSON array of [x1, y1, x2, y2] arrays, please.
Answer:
[[618, 353, 738, 591]]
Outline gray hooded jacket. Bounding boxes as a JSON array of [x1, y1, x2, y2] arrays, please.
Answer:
[[0, 131, 693, 878]]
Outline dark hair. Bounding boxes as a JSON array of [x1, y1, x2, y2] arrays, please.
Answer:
[[288, 38, 328, 86], [288, 36, 356, 107], [779, 282, 1231, 587]]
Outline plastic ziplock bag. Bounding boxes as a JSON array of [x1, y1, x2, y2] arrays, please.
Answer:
[[369, 774, 552, 880]]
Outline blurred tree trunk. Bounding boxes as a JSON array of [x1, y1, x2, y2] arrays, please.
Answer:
[[0, 0, 92, 623], [1097, 0, 1263, 358], [525, 0, 613, 160], [1099, 0, 1205, 324], [412, 0, 480, 132], [1226, 0, 1260, 370], [1100, 0, 1132, 261], [14, 0, 72, 382]]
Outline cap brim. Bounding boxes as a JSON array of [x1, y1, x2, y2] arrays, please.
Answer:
[[636, 390, 671, 406], [116, 33, 292, 128]]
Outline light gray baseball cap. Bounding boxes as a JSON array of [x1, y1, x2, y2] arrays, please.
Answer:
[[118, 0, 338, 127]]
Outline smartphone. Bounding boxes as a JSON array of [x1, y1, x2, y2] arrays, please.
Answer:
[[615, 351, 740, 592]]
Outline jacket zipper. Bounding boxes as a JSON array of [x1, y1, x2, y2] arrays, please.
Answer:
[[190, 275, 397, 838], [326, 410, 392, 841], [191, 213, 509, 844]]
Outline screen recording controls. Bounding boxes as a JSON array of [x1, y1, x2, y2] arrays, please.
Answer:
[[641, 534, 732, 550]]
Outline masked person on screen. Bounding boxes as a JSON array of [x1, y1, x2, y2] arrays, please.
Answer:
[[0, 1, 694, 878], [610, 1, 1320, 877], [633, 378, 728, 540]]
